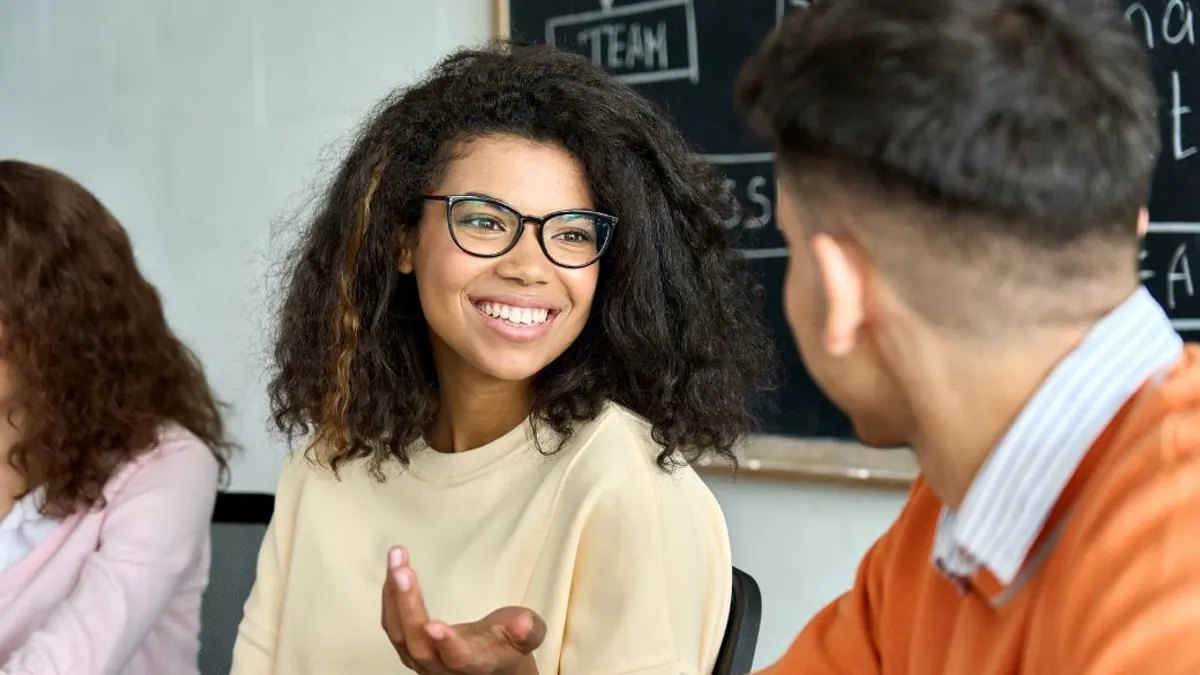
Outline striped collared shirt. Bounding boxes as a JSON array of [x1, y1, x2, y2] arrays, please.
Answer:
[[932, 286, 1184, 586]]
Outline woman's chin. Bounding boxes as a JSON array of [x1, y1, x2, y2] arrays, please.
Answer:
[[472, 355, 552, 385]]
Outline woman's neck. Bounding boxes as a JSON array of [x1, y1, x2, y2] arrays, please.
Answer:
[[0, 408, 26, 517], [427, 374, 533, 454]]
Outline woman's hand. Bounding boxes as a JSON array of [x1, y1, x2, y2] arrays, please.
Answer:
[[381, 547, 546, 675]]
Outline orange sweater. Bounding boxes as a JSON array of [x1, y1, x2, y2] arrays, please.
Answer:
[[763, 346, 1200, 675]]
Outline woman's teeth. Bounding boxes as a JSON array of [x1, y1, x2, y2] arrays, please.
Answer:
[[476, 302, 551, 326]]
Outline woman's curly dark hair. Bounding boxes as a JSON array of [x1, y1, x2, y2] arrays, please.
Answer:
[[0, 160, 236, 518], [271, 41, 777, 475]]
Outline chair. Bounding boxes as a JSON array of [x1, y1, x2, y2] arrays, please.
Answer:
[[713, 567, 763, 675], [199, 492, 275, 675]]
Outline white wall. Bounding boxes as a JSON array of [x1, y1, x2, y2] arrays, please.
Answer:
[[0, 0, 492, 491], [0, 0, 904, 668], [707, 477, 905, 666]]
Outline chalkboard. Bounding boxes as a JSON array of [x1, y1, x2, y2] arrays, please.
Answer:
[[507, 0, 1200, 441], [1128, 2, 1200, 335]]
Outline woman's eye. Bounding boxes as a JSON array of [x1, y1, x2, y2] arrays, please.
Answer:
[[555, 229, 594, 243], [462, 216, 504, 230]]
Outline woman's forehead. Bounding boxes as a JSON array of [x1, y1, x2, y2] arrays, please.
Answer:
[[435, 135, 595, 214]]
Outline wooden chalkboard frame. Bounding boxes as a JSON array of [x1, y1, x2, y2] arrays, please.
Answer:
[[493, 0, 512, 38], [491, 0, 916, 489], [698, 437, 917, 489]]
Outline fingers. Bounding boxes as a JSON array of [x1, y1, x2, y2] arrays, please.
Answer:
[[426, 621, 473, 671], [493, 607, 548, 654], [381, 549, 545, 674], [519, 609, 547, 653], [385, 547, 437, 665], [381, 547, 410, 656]]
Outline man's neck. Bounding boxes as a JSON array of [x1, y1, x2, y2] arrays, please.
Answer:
[[900, 327, 1093, 509]]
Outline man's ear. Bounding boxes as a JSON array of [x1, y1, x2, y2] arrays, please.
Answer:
[[811, 233, 866, 357], [1136, 207, 1149, 239]]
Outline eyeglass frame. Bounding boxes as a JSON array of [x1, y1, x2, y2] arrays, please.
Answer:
[[421, 194, 618, 269]]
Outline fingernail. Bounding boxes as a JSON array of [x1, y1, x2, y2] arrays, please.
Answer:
[[394, 568, 410, 592], [388, 547, 404, 569], [425, 623, 445, 640]]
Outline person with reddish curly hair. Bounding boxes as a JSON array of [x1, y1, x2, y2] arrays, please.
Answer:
[[0, 159, 236, 675]]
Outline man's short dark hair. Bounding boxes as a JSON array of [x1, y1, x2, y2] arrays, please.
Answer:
[[737, 0, 1159, 305]]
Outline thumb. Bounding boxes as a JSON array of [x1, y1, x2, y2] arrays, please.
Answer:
[[489, 607, 547, 653]]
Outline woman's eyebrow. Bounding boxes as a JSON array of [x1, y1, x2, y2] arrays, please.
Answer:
[[457, 191, 597, 214]]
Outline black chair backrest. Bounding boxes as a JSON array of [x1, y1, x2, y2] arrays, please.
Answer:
[[199, 492, 275, 675], [713, 567, 763, 675]]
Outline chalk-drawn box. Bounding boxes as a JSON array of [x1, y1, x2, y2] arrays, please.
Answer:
[[777, 0, 810, 24], [1142, 222, 1200, 335], [545, 0, 699, 85]]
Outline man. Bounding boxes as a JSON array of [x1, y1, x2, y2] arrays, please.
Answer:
[[736, 0, 1200, 673]]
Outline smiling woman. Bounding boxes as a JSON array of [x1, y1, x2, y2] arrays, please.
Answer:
[[404, 138, 607, 386], [230, 41, 776, 675]]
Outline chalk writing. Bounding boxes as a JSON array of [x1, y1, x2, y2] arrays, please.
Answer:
[[1171, 70, 1197, 160], [720, 174, 772, 230], [1142, 241, 1194, 308], [1125, 0, 1195, 48], [576, 21, 669, 71], [545, 0, 699, 85], [1126, 1, 1197, 161], [705, 153, 788, 258], [1140, 222, 1200, 331]]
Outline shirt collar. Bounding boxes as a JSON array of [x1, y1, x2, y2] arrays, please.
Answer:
[[933, 287, 1183, 585], [0, 487, 49, 532]]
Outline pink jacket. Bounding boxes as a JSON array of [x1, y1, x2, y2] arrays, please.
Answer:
[[0, 426, 218, 675]]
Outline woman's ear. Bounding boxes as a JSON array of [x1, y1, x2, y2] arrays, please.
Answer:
[[397, 230, 415, 274]]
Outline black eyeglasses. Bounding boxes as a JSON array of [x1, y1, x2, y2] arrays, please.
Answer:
[[421, 194, 616, 269]]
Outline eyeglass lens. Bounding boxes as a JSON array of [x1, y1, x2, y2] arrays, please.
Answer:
[[448, 198, 611, 267]]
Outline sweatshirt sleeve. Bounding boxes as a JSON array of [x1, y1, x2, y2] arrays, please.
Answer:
[[754, 481, 942, 675], [557, 461, 732, 675], [756, 541, 887, 675], [0, 433, 219, 675], [229, 453, 305, 675]]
